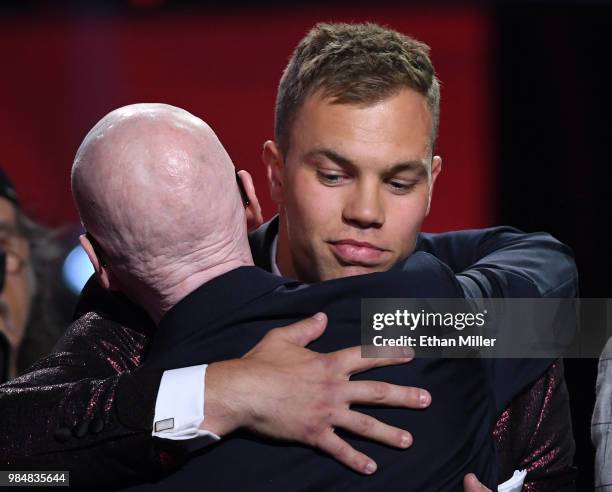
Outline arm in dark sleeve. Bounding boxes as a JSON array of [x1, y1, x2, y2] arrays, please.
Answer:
[[0, 312, 174, 489], [417, 230, 577, 489], [416, 227, 578, 298]]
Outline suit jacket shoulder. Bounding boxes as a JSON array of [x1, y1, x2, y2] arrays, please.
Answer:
[[416, 226, 577, 298]]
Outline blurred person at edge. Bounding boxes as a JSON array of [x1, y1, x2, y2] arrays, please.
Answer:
[[592, 337, 612, 490], [0, 168, 61, 381]]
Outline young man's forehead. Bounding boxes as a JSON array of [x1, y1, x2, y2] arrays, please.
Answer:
[[287, 89, 435, 153]]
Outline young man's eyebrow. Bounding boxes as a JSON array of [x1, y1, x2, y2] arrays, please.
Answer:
[[305, 148, 429, 177], [384, 161, 429, 178], [304, 148, 356, 170]]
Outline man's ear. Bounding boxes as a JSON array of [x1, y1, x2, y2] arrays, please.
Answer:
[[262, 140, 285, 205], [426, 155, 443, 215], [79, 234, 119, 291], [236, 170, 263, 232]]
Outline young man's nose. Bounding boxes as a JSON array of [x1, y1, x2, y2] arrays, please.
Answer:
[[342, 183, 384, 229]]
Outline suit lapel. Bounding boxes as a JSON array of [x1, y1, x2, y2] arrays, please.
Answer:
[[248, 216, 279, 273]]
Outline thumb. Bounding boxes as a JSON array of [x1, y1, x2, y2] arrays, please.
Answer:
[[463, 473, 491, 492], [275, 313, 328, 347]]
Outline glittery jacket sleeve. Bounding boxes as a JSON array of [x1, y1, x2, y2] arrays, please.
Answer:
[[495, 359, 576, 491], [0, 311, 171, 489]]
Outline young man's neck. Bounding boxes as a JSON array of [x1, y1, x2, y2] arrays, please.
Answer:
[[275, 219, 298, 280]]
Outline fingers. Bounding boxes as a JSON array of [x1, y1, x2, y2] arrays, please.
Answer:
[[333, 410, 412, 450], [316, 429, 378, 475], [463, 473, 491, 492], [269, 313, 328, 347], [333, 346, 414, 375], [347, 381, 430, 409]]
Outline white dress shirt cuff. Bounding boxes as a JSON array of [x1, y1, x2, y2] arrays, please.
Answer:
[[152, 365, 221, 443]]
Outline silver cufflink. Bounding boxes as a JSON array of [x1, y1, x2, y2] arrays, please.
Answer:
[[154, 418, 175, 432]]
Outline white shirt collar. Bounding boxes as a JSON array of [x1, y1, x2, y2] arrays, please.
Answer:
[[270, 233, 282, 277]]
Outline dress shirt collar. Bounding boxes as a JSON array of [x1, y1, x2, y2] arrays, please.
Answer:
[[270, 234, 282, 277]]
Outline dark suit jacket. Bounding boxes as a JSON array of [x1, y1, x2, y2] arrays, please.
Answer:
[[249, 219, 578, 490], [126, 256, 552, 491], [0, 222, 577, 490]]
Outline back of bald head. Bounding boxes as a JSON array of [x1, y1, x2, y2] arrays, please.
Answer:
[[72, 103, 246, 284]]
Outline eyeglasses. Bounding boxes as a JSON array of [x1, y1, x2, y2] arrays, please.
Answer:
[[0, 246, 26, 275], [236, 172, 250, 207], [0, 245, 26, 292], [0, 225, 28, 293], [0, 252, 4, 293], [85, 232, 108, 268]]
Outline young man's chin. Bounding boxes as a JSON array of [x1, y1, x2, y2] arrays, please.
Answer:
[[321, 263, 390, 281]]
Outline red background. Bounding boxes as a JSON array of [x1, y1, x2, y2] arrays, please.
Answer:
[[0, 6, 494, 230]]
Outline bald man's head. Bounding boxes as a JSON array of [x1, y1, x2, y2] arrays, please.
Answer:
[[72, 103, 254, 312]]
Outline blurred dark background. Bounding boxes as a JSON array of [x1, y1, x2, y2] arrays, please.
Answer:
[[497, 5, 610, 489], [1, 1, 609, 489]]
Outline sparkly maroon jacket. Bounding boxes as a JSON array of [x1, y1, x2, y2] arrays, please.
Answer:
[[0, 223, 577, 490]]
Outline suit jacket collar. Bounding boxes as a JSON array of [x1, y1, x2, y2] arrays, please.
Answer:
[[155, 266, 287, 350], [248, 216, 280, 272]]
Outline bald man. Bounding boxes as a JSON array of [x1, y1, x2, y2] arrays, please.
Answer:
[[72, 104, 255, 324], [70, 103, 426, 450], [68, 103, 547, 491]]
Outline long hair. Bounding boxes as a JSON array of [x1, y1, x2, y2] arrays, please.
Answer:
[[14, 210, 64, 373]]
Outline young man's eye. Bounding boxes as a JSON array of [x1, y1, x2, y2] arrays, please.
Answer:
[[388, 180, 417, 193], [317, 171, 346, 185]]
